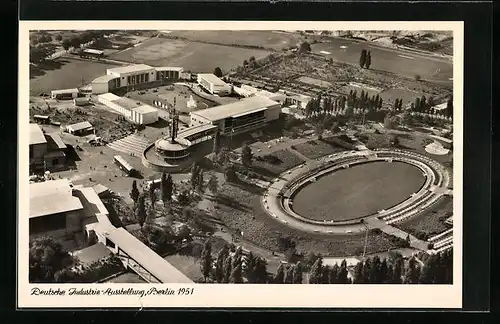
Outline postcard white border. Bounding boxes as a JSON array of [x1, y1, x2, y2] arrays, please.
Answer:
[[18, 21, 464, 309]]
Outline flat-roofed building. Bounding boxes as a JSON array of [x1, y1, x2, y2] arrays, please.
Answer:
[[156, 66, 183, 82], [106, 64, 157, 88], [66, 121, 94, 136], [51, 88, 79, 100], [91, 75, 120, 94], [29, 124, 67, 172], [197, 73, 232, 96], [29, 179, 84, 239], [190, 96, 281, 135], [80, 48, 104, 60], [97, 93, 158, 125]]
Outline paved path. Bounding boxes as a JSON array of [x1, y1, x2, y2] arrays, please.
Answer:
[[364, 218, 429, 251]]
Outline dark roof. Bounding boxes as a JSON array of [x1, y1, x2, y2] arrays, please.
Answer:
[[73, 243, 112, 265]]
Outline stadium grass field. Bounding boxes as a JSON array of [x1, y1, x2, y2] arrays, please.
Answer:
[[291, 161, 426, 222]]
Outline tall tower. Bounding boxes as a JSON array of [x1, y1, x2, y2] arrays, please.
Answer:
[[170, 108, 179, 143]]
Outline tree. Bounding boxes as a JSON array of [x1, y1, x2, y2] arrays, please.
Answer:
[[200, 239, 213, 282], [130, 180, 139, 203], [446, 96, 453, 118], [254, 258, 268, 283], [62, 39, 71, 51], [309, 257, 324, 284], [314, 122, 325, 140], [359, 49, 367, 68], [391, 135, 400, 148], [213, 67, 223, 78], [135, 194, 147, 227], [222, 255, 232, 283], [274, 263, 285, 284], [212, 130, 221, 155], [190, 163, 201, 190], [338, 259, 349, 284], [362, 258, 372, 283], [69, 37, 81, 49], [365, 51, 372, 69], [161, 173, 173, 203], [321, 265, 331, 284], [241, 144, 254, 168], [207, 174, 219, 196], [415, 74, 422, 81], [404, 256, 421, 284], [391, 255, 404, 284], [292, 262, 303, 284], [55, 34, 63, 41], [298, 41, 311, 54], [329, 263, 340, 283], [223, 164, 237, 182], [31, 38, 39, 46], [149, 183, 156, 206], [230, 248, 244, 283], [215, 246, 229, 283], [177, 189, 191, 206], [215, 147, 230, 167], [244, 251, 258, 283], [370, 256, 382, 283], [29, 237, 73, 283], [353, 261, 364, 284], [379, 258, 389, 283], [284, 265, 294, 284], [196, 170, 205, 193]]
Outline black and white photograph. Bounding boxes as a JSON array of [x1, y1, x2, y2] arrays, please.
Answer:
[[19, 21, 463, 308]]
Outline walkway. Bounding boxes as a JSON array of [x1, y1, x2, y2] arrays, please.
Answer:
[[107, 134, 150, 156], [364, 217, 429, 250]]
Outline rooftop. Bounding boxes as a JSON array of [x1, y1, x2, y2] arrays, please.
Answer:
[[112, 97, 142, 111], [46, 133, 67, 150], [29, 124, 47, 146], [67, 121, 93, 132], [104, 227, 193, 283], [197, 73, 228, 86], [177, 123, 218, 139], [92, 75, 117, 84], [156, 66, 184, 72], [190, 96, 280, 122], [133, 105, 158, 114], [30, 179, 83, 218], [107, 64, 153, 75], [51, 88, 79, 94], [73, 243, 112, 266], [83, 49, 104, 55]]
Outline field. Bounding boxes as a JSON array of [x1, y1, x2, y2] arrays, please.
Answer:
[[165, 30, 305, 51], [29, 57, 118, 95], [291, 138, 347, 160], [251, 149, 305, 180], [310, 40, 453, 82], [164, 255, 203, 282], [109, 37, 272, 73], [396, 196, 453, 240], [215, 183, 395, 256], [292, 161, 426, 221]]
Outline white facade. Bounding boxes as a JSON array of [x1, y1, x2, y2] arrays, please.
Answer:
[[51, 88, 79, 99], [131, 106, 158, 125], [107, 64, 157, 88], [97, 93, 132, 118], [197, 74, 232, 96], [91, 82, 110, 94]]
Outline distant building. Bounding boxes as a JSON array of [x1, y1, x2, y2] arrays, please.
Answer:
[[80, 48, 104, 59], [235, 84, 286, 104], [51, 88, 79, 100], [97, 92, 158, 125], [197, 73, 232, 96], [91, 64, 183, 94], [66, 121, 94, 136], [29, 179, 84, 239], [190, 96, 281, 135], [73, 97, 91, 106], [280, 91, 312, 109], [29, 124, 67, 172]]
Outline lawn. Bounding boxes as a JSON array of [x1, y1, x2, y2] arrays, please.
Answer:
[[215, 182, 395, 257], [109, 37, 272, 73], [396, 195, 453, 241], [292, 161, 426, 221], [251, 149, 305, 180], [164, 254, 203, 282], [29, 57, 119, 95], [165, 30, 305, 51], [291, 138, 347, 160]]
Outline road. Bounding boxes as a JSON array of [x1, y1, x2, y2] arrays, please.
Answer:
[[310, 38, 453, 84]]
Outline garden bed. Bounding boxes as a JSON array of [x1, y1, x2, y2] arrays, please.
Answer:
[[215, 183, 395, 257], [291, 138, 347, 159], [396, 195, 453, 241], [251, 149, 305, 180]]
